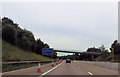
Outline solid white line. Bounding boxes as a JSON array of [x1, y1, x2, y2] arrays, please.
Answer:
[[39, 61, 64, 77], [88, 72, 93, 75]]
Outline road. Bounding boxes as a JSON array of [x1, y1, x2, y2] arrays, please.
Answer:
[[43, 61, 118, 75], [2, 61, 119, 77]]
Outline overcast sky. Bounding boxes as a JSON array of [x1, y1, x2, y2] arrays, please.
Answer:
[[2, 2, 118, 55]]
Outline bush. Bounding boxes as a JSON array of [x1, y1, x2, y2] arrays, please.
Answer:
[[16, 29, 35, 51], [2, 25, 16, 44]]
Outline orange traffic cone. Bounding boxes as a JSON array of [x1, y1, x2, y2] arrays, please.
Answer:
[[38, 61, 41, 73], [52, 62, 55, 67], [56, 62, 58, 65]]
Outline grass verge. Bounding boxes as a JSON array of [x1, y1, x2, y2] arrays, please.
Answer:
[[2, 62, 51, 72], [2, 40, 52, 62]]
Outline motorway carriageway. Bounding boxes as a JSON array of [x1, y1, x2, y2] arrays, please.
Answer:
[[2, 60, 118, 77]]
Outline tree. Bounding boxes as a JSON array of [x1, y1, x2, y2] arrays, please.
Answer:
[[44, 43, 49, 48], [16, 29, 35, 51], [2, 17, 20, 29], [2, 25, 16, 44], [87, 47, 101, 52], [2, 17, 14, 25], [99, 44, 105, 52], [2, 17, 52, 56], [35, 38, 44, 54], [111, 40, 120, 55]]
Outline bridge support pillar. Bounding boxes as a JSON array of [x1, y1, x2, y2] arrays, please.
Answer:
[[92, 55, 94, 60]]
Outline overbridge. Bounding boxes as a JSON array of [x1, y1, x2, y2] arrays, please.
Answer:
[[54, 50, 101, 55], [54, 50, 102, 60]]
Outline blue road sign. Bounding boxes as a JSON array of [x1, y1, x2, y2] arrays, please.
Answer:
[[42, 48, 53, 56]]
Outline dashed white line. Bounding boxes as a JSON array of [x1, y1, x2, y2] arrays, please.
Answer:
[[88, 72, 93, 75]]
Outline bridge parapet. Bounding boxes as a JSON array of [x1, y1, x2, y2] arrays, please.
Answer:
[[54, 50, 101, 55]]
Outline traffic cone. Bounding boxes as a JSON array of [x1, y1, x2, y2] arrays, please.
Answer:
[[52, 62, 55, 67], [38, 61, 41, 73], [56, 62, 58, 65]]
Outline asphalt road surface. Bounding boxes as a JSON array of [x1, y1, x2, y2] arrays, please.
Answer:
[[46, 61, 118, 75], [2, 61, 119, 77]]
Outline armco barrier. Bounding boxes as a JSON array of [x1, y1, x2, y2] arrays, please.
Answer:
[[2, 60, 57, 72], [2, 61, 53, 64]]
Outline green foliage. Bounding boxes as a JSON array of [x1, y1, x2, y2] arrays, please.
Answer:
[[87, 47, 101, 52], [44, 43, 50, 48], [2, 61, 52, 72], [16, 28, 35, 51], [2, 63, 38, 72], [2, 25, 16, 44], [95, 40, 120, 62], [111, 40, 120, 55], [2, 17, 20, 29], [2, 40, 52, 62], [2, 17, 14, 26], [35, 38, 44, 54], [2, 17, 56, 60], [94, 51, 111, 61], [95, 53, 120, 62]]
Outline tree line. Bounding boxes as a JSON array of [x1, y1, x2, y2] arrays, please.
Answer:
[[85, 40, 120, 56], [110, 40, 120, 55], [79, 40, 120, 61], [63, 40, 120, 61], [2, 17, 57, 58]]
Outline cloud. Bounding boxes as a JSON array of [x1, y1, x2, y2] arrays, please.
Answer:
[[2, 0, 118, 2], [35, 33, 87, 51], [2, 2, 118, 52]]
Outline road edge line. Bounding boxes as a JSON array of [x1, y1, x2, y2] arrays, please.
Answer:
[[39, 61, 64, 77]]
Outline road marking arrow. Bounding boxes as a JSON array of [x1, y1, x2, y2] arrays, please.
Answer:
[[88, 72, 93, 75]]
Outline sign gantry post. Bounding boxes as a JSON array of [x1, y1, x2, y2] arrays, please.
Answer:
[[111, 48, 114, 61]]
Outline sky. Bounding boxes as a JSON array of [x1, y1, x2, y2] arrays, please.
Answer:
[[2, 1, 118, 56]]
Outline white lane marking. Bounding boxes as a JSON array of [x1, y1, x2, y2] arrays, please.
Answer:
[[39, 61, 64, 77], [88, 72, 93, 75]]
